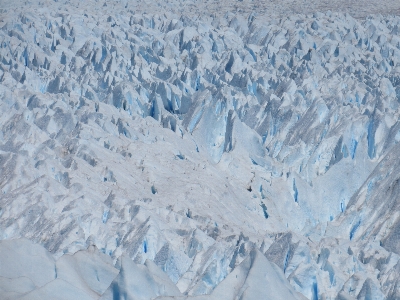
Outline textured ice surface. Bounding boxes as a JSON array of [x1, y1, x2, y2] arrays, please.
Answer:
[[2, 0, 400, 299]]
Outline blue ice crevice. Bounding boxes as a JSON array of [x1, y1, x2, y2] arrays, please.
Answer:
[[194, 74, 201, 91], [293, 178, 299, 203], [102, 210, 109, 224], [143, 240, 148, 253], [350, 138, 358, 159], [323, 261, 335, 286], [367, 120, 376, 159], [350, 219, 361, 240], [260, 201, 269, 219], [312, 279, 318, 300], [283, 249, 290, 273]]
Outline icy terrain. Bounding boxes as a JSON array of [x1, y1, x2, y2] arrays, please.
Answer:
[[2, 0, 400, 299]]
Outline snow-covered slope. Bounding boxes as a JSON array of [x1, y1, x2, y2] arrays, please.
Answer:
[[2, 0, 400, 299]]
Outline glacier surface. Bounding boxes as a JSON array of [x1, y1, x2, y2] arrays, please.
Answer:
[[2, 0, 400, 299]]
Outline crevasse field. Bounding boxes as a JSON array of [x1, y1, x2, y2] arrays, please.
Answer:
[[2, 0, 400, 299]]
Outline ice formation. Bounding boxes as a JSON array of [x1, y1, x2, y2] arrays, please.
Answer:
[[2, 0, 400, 299]]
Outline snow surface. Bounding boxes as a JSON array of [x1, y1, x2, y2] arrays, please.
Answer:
[[2, 0, 400, 299]]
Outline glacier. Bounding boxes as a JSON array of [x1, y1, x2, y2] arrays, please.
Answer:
[[2, 0, 400, 299]]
